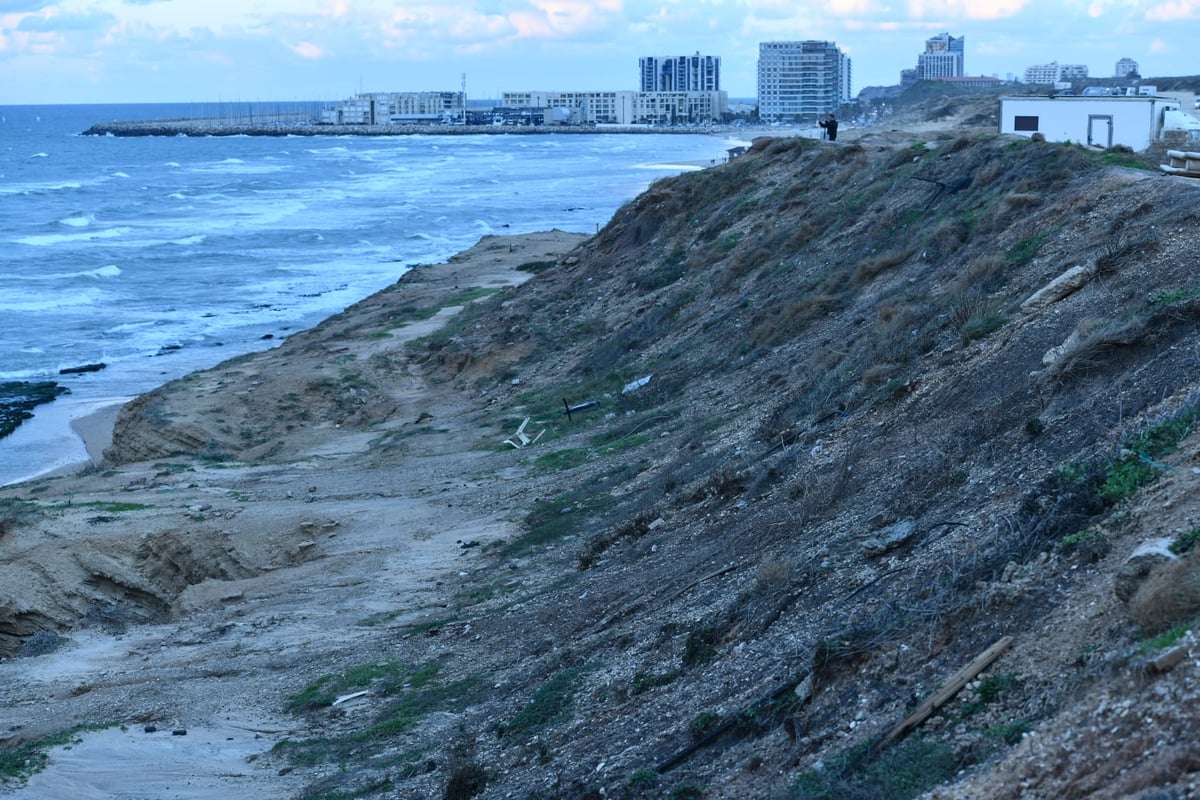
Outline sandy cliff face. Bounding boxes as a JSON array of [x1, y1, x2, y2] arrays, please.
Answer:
[[5, 104, 1200, 800]]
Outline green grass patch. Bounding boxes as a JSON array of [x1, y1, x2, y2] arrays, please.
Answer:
[[1149, 287, 1200, 307], [1100, 407, 1199, 504], [286, 660, 442, 713], [499, 664, 600, 738], [1, 723, 118, 786], [518, 260, 557, 273], [1138, 619, 1194, 655], [1005, 231, 1050, 267], [790, 737, 959, 800], [1170, 527, 1200, 555], [531, 434, 650, 474], [50, 501, 152, 513], [718, 231, 745, 253], [984, 719, 1032, 745]]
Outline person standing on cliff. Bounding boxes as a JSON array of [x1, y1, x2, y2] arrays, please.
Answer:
[[819, 114, 838, 142]]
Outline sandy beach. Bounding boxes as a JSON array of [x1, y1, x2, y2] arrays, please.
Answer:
[[0, 228, 587, 797]]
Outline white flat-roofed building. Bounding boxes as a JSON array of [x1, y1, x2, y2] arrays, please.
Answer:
[[1115, 57, 1139, 78], [500, 90, 727, 125], [757, 40, 850, 122], [639, 54, 721, 92], [1024, 61, 1089, 84], [1000, 94, 1187, 151], [319, 92, 465, 125]]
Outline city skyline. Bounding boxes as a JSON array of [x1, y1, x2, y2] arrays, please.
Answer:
[[0, 1, 1193, 106]]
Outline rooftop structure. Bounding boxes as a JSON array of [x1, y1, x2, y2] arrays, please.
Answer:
[[757, 40, 850, 122], [639, 54, 721, 92]]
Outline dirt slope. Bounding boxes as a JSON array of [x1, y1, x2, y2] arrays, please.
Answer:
[[5, 103, 1200, 800]]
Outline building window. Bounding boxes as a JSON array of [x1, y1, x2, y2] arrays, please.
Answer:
[[1014, 115, 1039, 132]]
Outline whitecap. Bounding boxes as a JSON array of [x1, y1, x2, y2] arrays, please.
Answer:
[[164, 161, 181, 168], [91, 265, 122, 278], [30, 152, 48, 158], [112, 171, 131, 178], [170, 235, 205, 245], [59, 214, 92, 228], [1, 287, 103, 312], [16, 227, 132, 246]]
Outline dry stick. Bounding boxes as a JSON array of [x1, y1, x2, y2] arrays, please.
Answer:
[[667, 563, 739, 603], [877, 635, 1014, 751]]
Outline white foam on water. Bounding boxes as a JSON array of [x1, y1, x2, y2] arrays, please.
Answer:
[[15, 226, 132, 246], [1, 287, 104, 312], [59, 214, 92, 227]]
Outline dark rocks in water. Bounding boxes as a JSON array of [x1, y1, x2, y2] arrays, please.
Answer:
[[0, 381, 69, 439], [59, 362, 107, 375]]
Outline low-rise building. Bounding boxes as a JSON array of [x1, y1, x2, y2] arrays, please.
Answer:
[[999, 94, 1188, 151], [499, 90, 727, 125], [319, 92, 465, 125], [1023, 61, 1089, 85]]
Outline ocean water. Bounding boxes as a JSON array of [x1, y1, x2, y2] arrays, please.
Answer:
[[0, 103, 739, 485]]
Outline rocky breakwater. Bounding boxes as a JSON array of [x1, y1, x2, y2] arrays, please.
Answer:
[[80, 119, 707, 137]]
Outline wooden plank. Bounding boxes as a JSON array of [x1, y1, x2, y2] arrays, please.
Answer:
[[878, 635, 1014, 750]]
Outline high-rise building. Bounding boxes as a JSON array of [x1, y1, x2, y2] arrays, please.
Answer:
[[917, 32, 964, 80], [757, 41, 850, 122], [639, 53, 721, 92], [1115, 57, 1139, 78]]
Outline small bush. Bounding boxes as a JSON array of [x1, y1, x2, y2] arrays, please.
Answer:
[[691, 711, 722, 740]]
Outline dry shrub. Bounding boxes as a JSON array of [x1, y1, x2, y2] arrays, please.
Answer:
[[852, 247, 915, 285], [1041, 315, 1148, 384], [973, 160, 1003, 187], [925, 219, 969, 261], [1129, 552, 1200, 633], [730, 245, 774, 279], [836, 143, 867, 163], [943, 135, 973, 154], [1003, 192, 1043, 209], [957, 253, 1008, 293]]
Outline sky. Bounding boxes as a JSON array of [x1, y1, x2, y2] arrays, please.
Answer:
[[0, 0, 1194, 105]]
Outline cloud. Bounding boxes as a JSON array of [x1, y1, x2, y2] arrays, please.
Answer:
[[906, 0, 1032, 19], [0, 0, 52, 10], [289, 40, 325, 59], [1144, 0, 1197, 19], [17, 9, 115, 32]]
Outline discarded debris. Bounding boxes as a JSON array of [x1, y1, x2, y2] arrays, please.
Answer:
[[563, 398, 599, 421], [621, 374, 653, 394], [504, 417, 545, 448]]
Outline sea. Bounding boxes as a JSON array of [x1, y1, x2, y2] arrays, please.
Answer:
[[0, 103, 742, 486]]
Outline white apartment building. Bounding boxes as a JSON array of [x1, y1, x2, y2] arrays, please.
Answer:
[[319, 92, 465, 124], [1023, 61, 1089, 85], [639, 54, 721, 92], [757, 41, 850, 122], [1115, 57, 1139, 78], [500, 90, 727, 125]]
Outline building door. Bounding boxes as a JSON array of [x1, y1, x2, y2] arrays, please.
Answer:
[[1088, 115, 1113, 147]]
